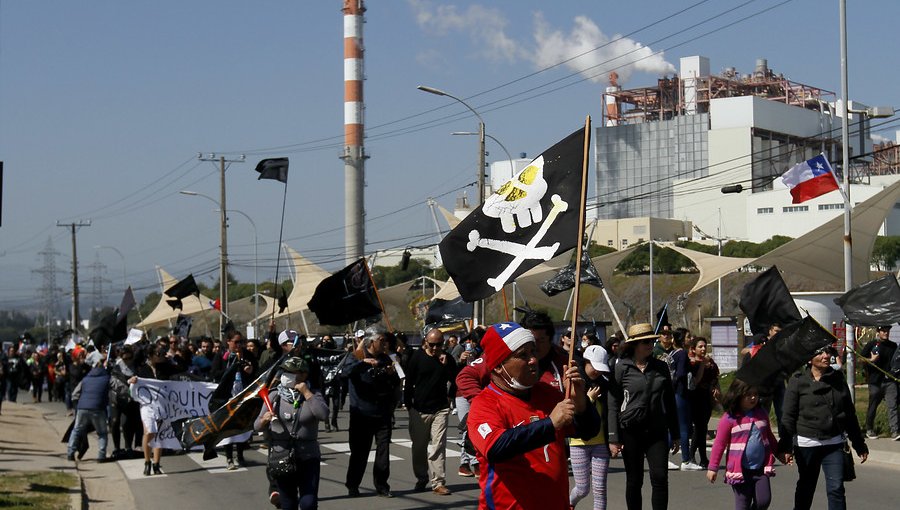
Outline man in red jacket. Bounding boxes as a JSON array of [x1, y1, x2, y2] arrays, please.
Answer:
[[468, 322, 600, 510]]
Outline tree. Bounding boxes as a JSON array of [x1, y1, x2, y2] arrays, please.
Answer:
[[872, 236, 900, 271], [371, 257, 437, 288]]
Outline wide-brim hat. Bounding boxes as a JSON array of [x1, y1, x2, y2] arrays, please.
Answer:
[[625, 323, 660, 343]]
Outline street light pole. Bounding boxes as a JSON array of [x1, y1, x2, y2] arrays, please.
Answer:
[[225, 209, 259, 338], [839, 0, 855, 401], [94, 245, 126, 291], [453, 131, 515, 183], [419, 85, 487, 326]]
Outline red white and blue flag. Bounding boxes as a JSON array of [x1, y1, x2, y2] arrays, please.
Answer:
[[781, 154, 840, 204]]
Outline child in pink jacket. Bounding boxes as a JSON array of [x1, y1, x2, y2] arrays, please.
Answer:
[[707, 379, 780, 510]]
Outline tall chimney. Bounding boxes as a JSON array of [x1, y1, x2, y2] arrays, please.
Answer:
[[342, 0, 367, 264]]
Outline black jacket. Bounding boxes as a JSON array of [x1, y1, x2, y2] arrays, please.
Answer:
[[607, 356, 679, 443], [341, 351, 400, 418], [781, 366, 868, 456]]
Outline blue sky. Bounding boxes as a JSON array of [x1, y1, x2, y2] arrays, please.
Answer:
[[1, 0, 898, 312]]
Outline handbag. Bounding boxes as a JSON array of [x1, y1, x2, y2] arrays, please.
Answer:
[[266, 397, 298, 478], [842, 442, 855, 482]]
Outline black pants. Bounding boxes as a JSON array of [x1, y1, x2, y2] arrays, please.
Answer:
[[110, 401, 141, 451], [621, 427, 669, 510], [325, 388, 340, 428], [689, 391, 713, 465], [275, 456, 321, 510], [345, 411, 392, 492]]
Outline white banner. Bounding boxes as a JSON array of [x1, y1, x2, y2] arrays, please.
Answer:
[[131, 378, 217, 450]]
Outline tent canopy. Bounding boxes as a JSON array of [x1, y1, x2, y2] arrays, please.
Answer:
[[136, 267, 217, 330], [254, 245, 331, 321]]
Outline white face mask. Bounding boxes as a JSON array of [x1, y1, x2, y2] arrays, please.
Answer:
[[581, 340, 589, 349], [280, 374, 297, 388], [500, 364, 534, 391]]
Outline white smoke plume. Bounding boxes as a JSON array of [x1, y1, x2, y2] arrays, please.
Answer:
[[532, 14, 675, 84], [409, 1, 675, 84], [409, 0, 522, 62]]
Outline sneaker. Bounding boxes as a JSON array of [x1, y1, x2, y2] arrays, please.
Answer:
[[269, 491, 280, 507], [472, 464, 480, 477], [433, 485, 452, 496], [67, 453, 75, 461], [458, 464, 474, 477], [681, 461, 704, 471], [667, 460, 680, 470], [226, 459, 237, 471], [866, 430, 878, 439], [376, 489, 393, 498], [893, 433, 900, 441]]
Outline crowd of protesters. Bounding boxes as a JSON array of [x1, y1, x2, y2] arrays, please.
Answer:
[[3, 308, 884, 510]]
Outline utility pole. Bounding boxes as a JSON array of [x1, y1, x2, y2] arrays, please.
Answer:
[[57, 220, 91, 331], [32, 237, 63, 340], [198, 153, 244, 342]]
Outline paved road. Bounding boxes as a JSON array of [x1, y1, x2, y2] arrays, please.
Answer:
[[111, 408, 898, 510]]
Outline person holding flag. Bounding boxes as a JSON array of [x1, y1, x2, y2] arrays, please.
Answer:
[[254, 357, 328, 510], [467, 322, 600, 510]]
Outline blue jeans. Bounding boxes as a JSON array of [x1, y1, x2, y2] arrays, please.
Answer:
[[794, 443, 845, 510], [454, 396, 478, 468], [68, 408, 108, 460], [674, 392, 692, 463]]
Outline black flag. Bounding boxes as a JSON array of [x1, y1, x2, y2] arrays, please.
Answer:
[[255, 157, 289, 183], [655, 304, 670, 334], [439, 127, 588, 302], [307, 258, 382, 326], [89, 309, 121, 347], [834, 274, 900, 326], [165, 274, 200, 311], [739, 266, 801, 336], [174, 314, 193, 338], [539, 251, 604, 297], [424, 297, 474, 327], [118, 287, 136, 322], [735, 316, 835, 389], [278, 285, 289, 314]]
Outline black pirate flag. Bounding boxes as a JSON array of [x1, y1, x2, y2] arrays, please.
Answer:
[[440, 127, 588, 302], [307, 258, 382, 326]]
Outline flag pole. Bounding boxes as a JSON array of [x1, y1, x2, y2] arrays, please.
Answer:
[[567, 116, 592, 398], [270, 182, 290, 323], [501, 287, 510, 321], [362, 258, 394, 332]]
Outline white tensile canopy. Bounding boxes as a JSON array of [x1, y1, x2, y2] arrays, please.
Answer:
[[135, 267, 218, 330], [666, 245, 754, 294], [254, 245, 331, 322], [753, 179, 900, 289]]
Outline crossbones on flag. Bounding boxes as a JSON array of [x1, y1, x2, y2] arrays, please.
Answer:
[[440, 127, 587, 302]]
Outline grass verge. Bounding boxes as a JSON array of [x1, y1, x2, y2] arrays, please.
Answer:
[[0, 470, 78, 510]]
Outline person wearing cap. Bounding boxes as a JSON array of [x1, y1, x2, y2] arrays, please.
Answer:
[[403, 328, 458, 495], [569, 344, 612, 510], [861, 325, 898, 439], [608, 323, 680, 510], [255, 356, 328, 510], [781, 345, 869, 510], [67, 351, 111, 463], [211, 329, 258, 470], [341, 326, 400, 498], [467, 322, 600, 510]]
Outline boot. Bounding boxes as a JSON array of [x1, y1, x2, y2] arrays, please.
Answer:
[[143, 461, 151, 476], [152, 462, 162, 475]]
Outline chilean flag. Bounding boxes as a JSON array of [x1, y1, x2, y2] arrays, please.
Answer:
[[209, 298, 221, 311], [781, 154, 840, 204]]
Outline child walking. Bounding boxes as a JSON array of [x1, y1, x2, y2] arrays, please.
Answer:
[[707, 379, 780, 510]]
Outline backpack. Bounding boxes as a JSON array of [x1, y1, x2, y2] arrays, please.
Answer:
[[614, 361, 652, 429]]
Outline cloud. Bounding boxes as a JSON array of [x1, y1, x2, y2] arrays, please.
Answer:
[[409, 1, 675, 84], [532, 14, 675, 84], [409, 0, 521, 62]]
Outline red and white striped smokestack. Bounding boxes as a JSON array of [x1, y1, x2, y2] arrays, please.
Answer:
[[342, 0, 367, 264]]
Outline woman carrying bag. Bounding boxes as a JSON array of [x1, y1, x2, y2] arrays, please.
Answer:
[[780, 345, 868, 510], [255, 357, 328, 510], [608, 323, 680, 510]]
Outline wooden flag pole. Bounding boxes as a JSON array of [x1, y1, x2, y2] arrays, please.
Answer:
[[567, 116, 592, 399], [363, 258, 394, 332], [501, 287, 510, 321]]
